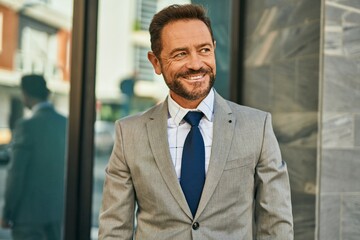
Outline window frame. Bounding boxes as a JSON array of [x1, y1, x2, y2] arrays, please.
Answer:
[[65, 0, 98, 239]]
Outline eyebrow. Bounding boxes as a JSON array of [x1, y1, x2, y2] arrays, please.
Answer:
[[169, 42, 213, 56], [169, 47, 188, 56]]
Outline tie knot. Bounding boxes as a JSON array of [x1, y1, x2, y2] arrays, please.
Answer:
[[184, 111, 204, 127]]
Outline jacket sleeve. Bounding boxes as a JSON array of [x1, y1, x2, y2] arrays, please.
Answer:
[[254, 113, 294, 239], [2, 120, 32, 222], [98, 120, 135, 240]]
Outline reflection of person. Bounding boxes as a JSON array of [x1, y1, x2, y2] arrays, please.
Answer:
[[99, 4, 293, 239], [1, 75, 67, 240]]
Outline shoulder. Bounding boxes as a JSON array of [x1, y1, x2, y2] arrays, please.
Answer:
[[227, 101, 268, 118], [36, 107, 66, 121], [227, 102, 271, 131], [53, 110, 67, 122], [15, 116, 33, 129], [214, 91, 269, 122]]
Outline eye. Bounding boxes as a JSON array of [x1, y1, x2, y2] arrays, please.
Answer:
[[200, 48, 211, 54], [174, 52, 186, 59]]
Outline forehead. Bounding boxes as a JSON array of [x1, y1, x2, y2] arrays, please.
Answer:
[[160, 19, 213, 50]]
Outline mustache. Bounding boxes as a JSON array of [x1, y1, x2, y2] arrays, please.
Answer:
[[175, 68, 212, 79]]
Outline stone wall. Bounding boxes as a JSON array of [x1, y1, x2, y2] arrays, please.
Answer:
[[242, 0, 360, 239], [242, 0, 320, 239], [319, 0, 360, 239]]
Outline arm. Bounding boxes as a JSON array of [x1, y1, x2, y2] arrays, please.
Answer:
[[254, 113, 294, 239], [2, 120, 31, 225], [98, 121, 135, 240]]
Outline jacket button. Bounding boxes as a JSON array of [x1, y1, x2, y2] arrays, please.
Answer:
[[192, 222, 200, 230]]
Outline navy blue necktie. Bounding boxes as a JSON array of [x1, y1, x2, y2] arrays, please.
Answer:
[[180, 111, 205, 217]]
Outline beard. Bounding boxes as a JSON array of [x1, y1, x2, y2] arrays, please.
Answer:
[[163, 68, 216, 101]]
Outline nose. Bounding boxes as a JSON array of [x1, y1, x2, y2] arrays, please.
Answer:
[[185, 53, 203, 70]]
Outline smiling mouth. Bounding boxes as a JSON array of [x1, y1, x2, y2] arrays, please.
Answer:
[[184, 74, 206, 81], [177, 69, 210, 81]]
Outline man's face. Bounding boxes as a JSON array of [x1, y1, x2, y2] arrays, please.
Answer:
[[148, 19, 216, 108]]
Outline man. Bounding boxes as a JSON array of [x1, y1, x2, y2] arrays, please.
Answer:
[[99, 4, 293, 240], [1, 75, 67, 240]]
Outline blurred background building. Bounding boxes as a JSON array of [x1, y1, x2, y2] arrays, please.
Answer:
[[0, 0, 359, 239]]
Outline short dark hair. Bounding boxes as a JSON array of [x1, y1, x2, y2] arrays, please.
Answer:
[[21, 74, 50, 100], [149, 4, 214, 58]]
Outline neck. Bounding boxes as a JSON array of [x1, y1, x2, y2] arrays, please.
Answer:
[[170, 94, 204, 109], [29, 99, 46, 109]]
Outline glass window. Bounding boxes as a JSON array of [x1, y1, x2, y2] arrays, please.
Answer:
[[0, 0, 73, 239]]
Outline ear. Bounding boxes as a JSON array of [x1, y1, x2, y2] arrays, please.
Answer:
[[213, 40, 216, 50], [147, 51, 162, 75]]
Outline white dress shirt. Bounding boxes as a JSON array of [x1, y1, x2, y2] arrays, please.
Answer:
[[167, 89, 214, 181]]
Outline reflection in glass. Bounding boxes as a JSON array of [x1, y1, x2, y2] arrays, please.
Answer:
[[0, 1, 73, 239]]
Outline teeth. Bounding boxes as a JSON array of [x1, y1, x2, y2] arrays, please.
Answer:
[[187, 75, 203, 80]]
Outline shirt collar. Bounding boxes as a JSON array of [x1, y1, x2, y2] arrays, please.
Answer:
[[32, 101, 52, 113], [167, 88, 214, 126]]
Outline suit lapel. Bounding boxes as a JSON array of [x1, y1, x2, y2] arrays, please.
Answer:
[[146, 100, 192, 219], [195, 92, 235, 218]]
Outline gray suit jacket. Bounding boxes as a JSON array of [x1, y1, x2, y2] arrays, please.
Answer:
[[99, 92, 293, 239], [3, 104, 67, 225]]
